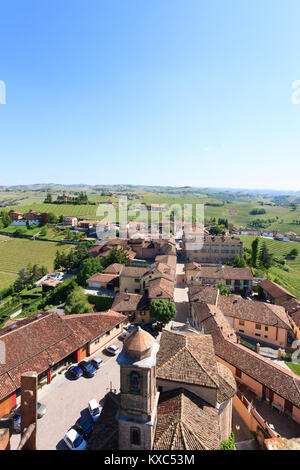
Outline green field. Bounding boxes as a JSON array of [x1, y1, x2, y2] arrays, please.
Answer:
[[2, 184, 300, 235], [0, 236, 72, 290], [240, 236, 300, 299]]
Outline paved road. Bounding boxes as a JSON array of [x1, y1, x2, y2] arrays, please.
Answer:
[[10, 336, 123, 450]]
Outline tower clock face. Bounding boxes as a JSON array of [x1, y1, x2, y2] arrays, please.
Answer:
[[129, 371, 141, 394]]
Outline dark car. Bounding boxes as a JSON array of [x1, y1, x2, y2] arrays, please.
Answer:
[[68, 365, 83, 380], [78, 361, 97, 378], [75, 416, 94, 439]]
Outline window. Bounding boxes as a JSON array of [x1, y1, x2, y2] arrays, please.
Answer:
[[255, 333, 261, 337], [255, 324, 261, 330], [130, 428, 141, 446], [265, 326, 268, 331], [239, 329, 244, 333], [129, 371, 141, 394], [239, 320, 245, 326]]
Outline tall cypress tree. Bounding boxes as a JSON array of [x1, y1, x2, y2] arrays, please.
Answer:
[[260, 242, 273, 270], [251, 237, 261, 268]]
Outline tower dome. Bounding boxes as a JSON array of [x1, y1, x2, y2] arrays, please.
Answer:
[[124, 326, 154, 361]]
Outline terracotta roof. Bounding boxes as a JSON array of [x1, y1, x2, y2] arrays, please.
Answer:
[[147, 278, 175, 300], [153, 388, 220, 450], [258, 280, 296, 299], [87, 273, 119, 283], [292, 310, 300, 328], [120, 266, 150, 278], [155, 255, 177, 270], [112, 292, 150, 312], [185, 264, 253, 281], [124, 326, 154, 360], [0, 310, 126, 400], [157, 330, 219, 389], [188, 286, 219, 305], [190, 299, 300, 409], [215, 340, 300, 409], [281, 298, 300, 315], [191, 302, 237, 343], [217, 295, 292, 330], [63, 310, 126, 343], [0, 312, 84, 399], [103, 263, 124, 275]]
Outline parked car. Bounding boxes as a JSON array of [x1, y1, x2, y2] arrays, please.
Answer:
[[78, 361, 97, 378], [63, 428, 87, 450], [90, 357, 103, 369], [37, 402, 47, 419], [67, 365, 83, 380], [75, 416, 94, 440], [12, 401, 46, 432], [119, 330, 130, 341], [12, 413, 21, 433], [88, 399, 101, 422], [106, 344, 119, 355]]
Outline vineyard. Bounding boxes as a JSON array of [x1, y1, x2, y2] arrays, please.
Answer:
[[240, 235, 300, 298], [0, 236, 72, 290]]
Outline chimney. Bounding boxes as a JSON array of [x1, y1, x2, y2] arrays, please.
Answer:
[[20, 371, 38, 450]]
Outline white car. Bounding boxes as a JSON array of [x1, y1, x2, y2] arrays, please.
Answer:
[[88, 399, 101, 422], [106, 344, 120, 355], [64, 428, 87, 450]]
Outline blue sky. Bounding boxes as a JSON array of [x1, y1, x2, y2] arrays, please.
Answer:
[[0, 0, 300, 190]]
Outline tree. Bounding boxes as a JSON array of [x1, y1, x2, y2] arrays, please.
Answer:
[[150, 300, 176, 325], [77, 258, 104, 286], [259, 242, 273, 270], [288, 248, 299, 258], [217, 283, 232, 296], [65, 285, 94, 315], [48, 212, 58, 224], [251, 238, 261, 268], [14, 267, 30, 291], [0, 211, 12, 228], [232, 254, 247, 268], [102, 246, 130, 268], [44, 193, 52, 203], [220, 432, 235, 450]]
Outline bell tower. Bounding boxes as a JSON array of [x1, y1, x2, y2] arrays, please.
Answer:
[[117, 327, 160, 450]]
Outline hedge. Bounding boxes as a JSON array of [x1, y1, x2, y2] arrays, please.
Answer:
[[87, 294, 114, 312]]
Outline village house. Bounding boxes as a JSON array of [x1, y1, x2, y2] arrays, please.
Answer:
[[258, 279, 296, 306], [183, 235, 243, 264], [217, 294, 293, 349], [189, 298, 300, 427], [112, 292, 151, 323], [119, 262, 176, 301], [0, 310, 126, 419], [184, 263, 253, 294], [87, 262, 123, 291], [189, 285, 293, 349], [63, 216, 78, 226], [8, 210, 23, 221], [87, 327, 236, 450]]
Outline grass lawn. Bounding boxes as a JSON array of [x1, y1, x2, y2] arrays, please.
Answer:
[[0, 236, 72, 290], [285, 361, 300, 376]]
